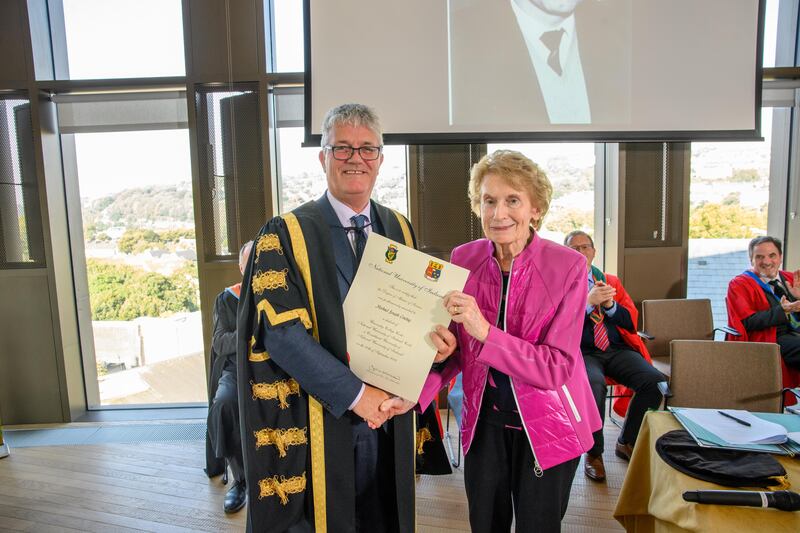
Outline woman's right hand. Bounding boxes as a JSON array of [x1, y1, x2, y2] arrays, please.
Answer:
[[430, 325, 457, 363]]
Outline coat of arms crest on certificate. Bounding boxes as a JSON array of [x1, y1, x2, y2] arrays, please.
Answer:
[[385, 244, 398, 264], [424, 260, 443, 281]]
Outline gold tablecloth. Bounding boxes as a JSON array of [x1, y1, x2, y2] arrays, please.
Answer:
[[614, 411, 800, 532]]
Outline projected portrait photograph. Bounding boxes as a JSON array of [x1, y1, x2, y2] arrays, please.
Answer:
[[448, 0, 632, 128]]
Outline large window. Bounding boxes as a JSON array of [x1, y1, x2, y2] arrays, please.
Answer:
[[62, 0, 185, 79], [687, 109, 775, 328], [67, 128, 205, 407], [269, 0, 305, 72], [277, 127, 408, 216], [764, 0, 784, 68], [487, 143, 596, 245]]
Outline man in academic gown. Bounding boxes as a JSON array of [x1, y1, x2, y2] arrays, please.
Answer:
[[565, 231, 664, 482], [236, 103, 449, 533], [727, 236, 800, 374]]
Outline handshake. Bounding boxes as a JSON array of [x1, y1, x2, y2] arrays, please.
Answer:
[[353, 385, 416, 429]]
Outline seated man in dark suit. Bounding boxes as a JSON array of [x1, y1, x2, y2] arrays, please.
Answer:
[[727, 236, 800, 369], [564, 231, 664, 482], [205, 240, 252, 513]]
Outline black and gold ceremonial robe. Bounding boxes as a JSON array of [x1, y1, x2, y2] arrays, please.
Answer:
[[237, 199, 445, 533]]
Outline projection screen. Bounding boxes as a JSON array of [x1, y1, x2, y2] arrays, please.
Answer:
[[304, 0, 763, 144]]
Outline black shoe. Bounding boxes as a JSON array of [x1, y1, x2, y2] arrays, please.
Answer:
[[224, 481, 247, 513]]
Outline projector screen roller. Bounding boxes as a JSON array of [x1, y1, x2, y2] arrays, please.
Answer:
[[304, 0, 763, 144]]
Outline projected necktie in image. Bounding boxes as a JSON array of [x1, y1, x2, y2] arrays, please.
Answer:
[[447, 0, 632, 127], [308, 0, 760, 140]]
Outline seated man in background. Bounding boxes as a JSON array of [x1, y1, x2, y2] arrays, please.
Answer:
[[564, 231, 664, 482], [205, 241, 253, 513], [727, 236, 800, 370]]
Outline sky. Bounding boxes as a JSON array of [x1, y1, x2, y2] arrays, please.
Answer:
[[74, 130, 191, 199]]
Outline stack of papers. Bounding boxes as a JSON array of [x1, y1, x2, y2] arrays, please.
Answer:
[[678, 409, 787, 444], [670, 407, 800, 455]]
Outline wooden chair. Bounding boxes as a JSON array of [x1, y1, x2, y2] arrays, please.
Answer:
[[640, 298, 739, 378], [724, 296, 800, 407], [665, 340, 783, 413]]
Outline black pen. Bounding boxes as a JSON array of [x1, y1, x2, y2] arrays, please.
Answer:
[[718, 410, 751, 427]]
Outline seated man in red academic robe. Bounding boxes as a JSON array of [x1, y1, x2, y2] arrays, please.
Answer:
[[565, 231, 664, 483], [727, 236, 800, 371]]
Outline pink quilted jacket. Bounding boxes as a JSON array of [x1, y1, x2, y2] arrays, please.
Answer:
[[419, 233, 601, 472]]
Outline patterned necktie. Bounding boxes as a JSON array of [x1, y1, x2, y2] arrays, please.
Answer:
[[770, 279, 787, 299], [589, 307, 610, 351], [350, 214, 368, 265], [540, 29, 565, 76]]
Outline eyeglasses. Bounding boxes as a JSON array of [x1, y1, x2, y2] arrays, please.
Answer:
[[324, 144, 383, 161], [569, 244, 594, 252]]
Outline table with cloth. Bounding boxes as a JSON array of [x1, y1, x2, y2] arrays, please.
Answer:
[[614, 411, 800, 532]]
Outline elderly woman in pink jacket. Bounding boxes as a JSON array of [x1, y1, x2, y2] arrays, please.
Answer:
[[422, 150, 600, 532]]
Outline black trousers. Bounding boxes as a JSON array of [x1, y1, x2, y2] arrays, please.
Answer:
[[464, 415, 579, 533], [583, 347, 665, 456], [207, 365, 245, 483], [778, 331, 800, 369], [350, 414, 398, 533]]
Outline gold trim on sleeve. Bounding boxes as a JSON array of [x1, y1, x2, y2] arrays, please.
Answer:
[[283, 213, 327, 531], [255, 299, 312, 330], [251, 379, 301, 409], [416, 426, 433, 456], [256, 233, 283, 256], [248, 351, 270, 362], [254, 427, 308, 457], [248, 336, 270, 362], [252, 269, 289, 294], [258, 473, 307, 505]]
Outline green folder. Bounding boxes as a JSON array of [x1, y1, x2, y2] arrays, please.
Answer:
[[669, 407, 800, 456]]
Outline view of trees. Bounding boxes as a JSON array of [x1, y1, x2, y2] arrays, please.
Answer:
[[117, 227, 195, 254], [87, 258, 198, 321], [81, 181, 199, 322], [83, 183, 193, 242], [544, 207, 593, 234], [729, 168, 761, 183], [549, 168, 593, 200], [689, 202, 767, 239]]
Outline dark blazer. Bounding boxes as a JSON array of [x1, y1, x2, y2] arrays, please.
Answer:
[[449, 0, 631, 127], [204, 287, 239, 477]]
